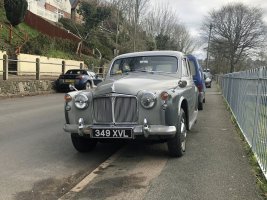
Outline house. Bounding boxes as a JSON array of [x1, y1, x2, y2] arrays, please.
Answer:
[[26, 0, 71, 22], [70, 0, 83, 24], [70, 0, 108, 24]]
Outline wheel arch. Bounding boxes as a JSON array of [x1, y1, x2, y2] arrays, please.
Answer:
[[178, 97, 189, 130]]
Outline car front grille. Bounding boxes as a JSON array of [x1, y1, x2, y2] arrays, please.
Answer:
[[93, 94, 138, 123]]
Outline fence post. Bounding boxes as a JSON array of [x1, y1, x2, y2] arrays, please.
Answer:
[[80, 62, 83, 69], [251, 68, 263, 151], [3, 54, 8, 80], [62, 61, 65, 74], [36, 58, 40, 80]]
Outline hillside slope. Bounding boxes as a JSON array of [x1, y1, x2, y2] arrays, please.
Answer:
[[0, 4, 101, 70]]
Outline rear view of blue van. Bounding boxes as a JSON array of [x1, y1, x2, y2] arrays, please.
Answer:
[[187, 54, 206, 110]]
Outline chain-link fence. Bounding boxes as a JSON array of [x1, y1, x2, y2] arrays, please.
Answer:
[[217, 67, 267, 179]]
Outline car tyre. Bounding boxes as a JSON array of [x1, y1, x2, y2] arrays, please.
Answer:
[[71, 133, 97, 152], [167, 108, 187, 157], [198, 101, 203, 110]]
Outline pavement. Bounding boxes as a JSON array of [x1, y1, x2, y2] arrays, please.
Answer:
[[59, 83, 264, 200]]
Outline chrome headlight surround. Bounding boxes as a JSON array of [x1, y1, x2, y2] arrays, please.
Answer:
[[74, 93, 89, 109], [141, 92, 157, 109]]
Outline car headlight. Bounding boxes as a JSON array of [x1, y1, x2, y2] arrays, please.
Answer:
[[141, 92, 157, 109], [74, 93, 89, 109]]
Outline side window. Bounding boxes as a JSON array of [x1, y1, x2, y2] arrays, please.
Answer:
[[188, 60, 196, 76], [182, 58, 190, 77], [186, 59, 191, 77]]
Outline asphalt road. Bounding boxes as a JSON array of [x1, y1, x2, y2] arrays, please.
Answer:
[[0, 85, 264, 200], [0, 94, 120, 200]]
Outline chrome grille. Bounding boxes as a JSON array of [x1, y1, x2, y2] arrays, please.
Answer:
[[93, 95, 138, 123], [93, 97, 112, 123]]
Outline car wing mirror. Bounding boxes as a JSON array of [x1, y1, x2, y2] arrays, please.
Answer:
[[69, 84, 78, 91], [178, 80, 187, 88]]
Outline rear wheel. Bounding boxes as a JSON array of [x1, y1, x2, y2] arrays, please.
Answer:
[[71, 133, 97, 152], [167, 109, 187, 157], [198, 101, 203, 110]]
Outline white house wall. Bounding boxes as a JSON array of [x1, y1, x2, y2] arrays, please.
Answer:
[[45, 0, 71, 14], [26, 0, 71, 22]]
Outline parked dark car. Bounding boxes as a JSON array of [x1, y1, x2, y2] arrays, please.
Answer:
[[55, 69, 102, 91], [187, 54, 206, 110], [63, 51, 199, 157]]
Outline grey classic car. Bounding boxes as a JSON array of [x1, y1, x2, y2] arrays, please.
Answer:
[[63, 51, 198, 157]]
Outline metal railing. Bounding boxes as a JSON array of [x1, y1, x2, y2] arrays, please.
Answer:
[[218, 67, 267, 179]]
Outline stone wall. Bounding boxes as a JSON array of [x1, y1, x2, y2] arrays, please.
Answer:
[[0, 80, 55, 98]]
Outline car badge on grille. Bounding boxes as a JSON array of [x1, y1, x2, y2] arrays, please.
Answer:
[[105, 93, 114, 97], [111, 84, 115, 92]]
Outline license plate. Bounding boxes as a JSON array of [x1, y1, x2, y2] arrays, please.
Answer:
[[64, 79, 74, 83], [92, 128, 133, 139]]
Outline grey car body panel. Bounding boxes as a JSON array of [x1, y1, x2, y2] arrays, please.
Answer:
[[64, 51, 198, 138]]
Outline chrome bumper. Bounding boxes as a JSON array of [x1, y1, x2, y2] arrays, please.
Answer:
[[63, 118, 176, 138]]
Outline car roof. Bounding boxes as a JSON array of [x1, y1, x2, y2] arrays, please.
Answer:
[[114, 51, 184, 59]]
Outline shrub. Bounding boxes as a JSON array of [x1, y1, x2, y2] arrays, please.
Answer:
[[4, 0, 28, 26]]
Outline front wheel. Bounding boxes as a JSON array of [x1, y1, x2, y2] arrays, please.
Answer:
[[71, 134, 97, 153], [198, 101, 203, 110], [167, 109, 187, 157]]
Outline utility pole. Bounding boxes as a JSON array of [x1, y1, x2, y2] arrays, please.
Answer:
[[133, 0, 139, 52], [115, 2, 120, 56], [205, 24, 212, 71]]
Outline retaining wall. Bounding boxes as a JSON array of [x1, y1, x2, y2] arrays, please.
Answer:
[[0, 80, 55, 98], [24, 11, 80, 43], [17, 54, 83, 76]]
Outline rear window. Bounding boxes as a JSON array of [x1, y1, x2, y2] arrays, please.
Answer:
[[110, 56, 178, 75], [66, 70, 86, 75]]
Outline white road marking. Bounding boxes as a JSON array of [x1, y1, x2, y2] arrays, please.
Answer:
[[59, 145, 168, 200], [58, 149, 123, 200]]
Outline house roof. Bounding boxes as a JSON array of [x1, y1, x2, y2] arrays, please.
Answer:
[[70, 0, 79, 8]]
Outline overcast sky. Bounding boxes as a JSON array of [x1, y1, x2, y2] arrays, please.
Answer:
[[150, 0, 267, 58], [151, 0, 267, 36]]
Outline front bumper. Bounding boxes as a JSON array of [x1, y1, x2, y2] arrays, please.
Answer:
[[63, 119, 176, 139]]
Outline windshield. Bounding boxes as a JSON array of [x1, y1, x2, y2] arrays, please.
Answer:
[[110, 56, 178, 75]]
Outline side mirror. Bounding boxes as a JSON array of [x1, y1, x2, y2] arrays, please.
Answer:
[[178, 80, 187, 88], [69, 84, 78, 91]]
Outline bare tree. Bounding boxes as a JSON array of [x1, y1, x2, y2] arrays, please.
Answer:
[[109, 0, 150, 51], [143, 3, 176, 37], [171, 24, 196, 53], [143, 2, 196, 53], [203, 3, 267, 72]]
